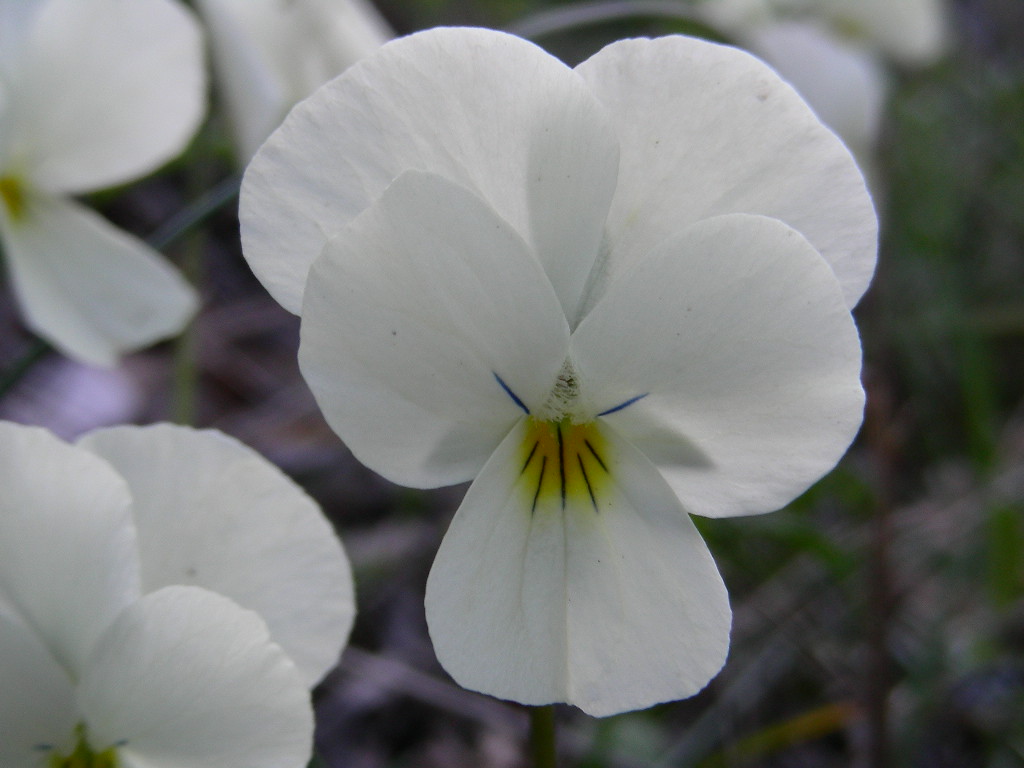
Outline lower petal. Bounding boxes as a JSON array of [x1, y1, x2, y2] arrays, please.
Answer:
[[425, 419, 731, 717], [0, 611, 78, 768], [1, 192, 197, 366], [79, 586, 313, 768]]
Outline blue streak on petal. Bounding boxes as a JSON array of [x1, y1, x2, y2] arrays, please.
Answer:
[[597, 392, 649, 417], [494, 372, 530, 414]]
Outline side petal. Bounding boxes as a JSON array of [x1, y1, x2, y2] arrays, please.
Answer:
[[78, 423, 355, 687], [574, 34, 877, 309], [78, 586, 313, 768], [12, 0, 205, 194], [0, 422, 141, 676], [1, 192, 197, 367], [0, 611, 78, 768], [571, 213, 865, 519], [425, 418, 732, 717], [240, 26, 618, 315], [299, 170, 570, 488]]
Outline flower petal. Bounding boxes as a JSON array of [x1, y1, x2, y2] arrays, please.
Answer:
[[830, 0, 946, 64], [78, 423, 355, 687], [10, 0, 205, 194], [0, 611, 78, 768], [0, 422, 140, 676], [425, 418, 731, 716], [1, 192, 197, 367], [299, 170, 569, 488], [744, 21, 886, 159], [574, 34, 876, 309], [571, 213, 865, 519], [241, 26, 618, 316], [79, 586, 313, 768], [195, 0, 290, 162]]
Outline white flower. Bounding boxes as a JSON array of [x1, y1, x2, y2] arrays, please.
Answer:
[[0, 421, 355, 766], [240, 28, 875, 716], [0, 0, 204, 367], [197, 0, 392, 162]]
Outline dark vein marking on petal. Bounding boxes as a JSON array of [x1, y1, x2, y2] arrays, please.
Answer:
[[584, 439, 608, 473], [494, 372, 530, 414], [578, 454, 598, 512], [532, 456, 547, 513], [597, 392, 649, 417], [520, 440, 539, 475], [557, 423, 567, 509]]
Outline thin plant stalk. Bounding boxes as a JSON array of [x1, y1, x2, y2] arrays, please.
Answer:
[[530, 705, 558, 768]]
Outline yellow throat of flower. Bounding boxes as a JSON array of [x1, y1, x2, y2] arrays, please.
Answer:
[[48, 725, 119, 768], [517, 417, 612, 514], [0, 174, 26, 221]]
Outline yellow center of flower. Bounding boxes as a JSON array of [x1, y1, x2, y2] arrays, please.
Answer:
[[48, 725, 119, 768], [517, 417, 612, 513], [0, 174, 26, 221]]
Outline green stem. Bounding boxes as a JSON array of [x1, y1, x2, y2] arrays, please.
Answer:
[[171, 230, 202, 425], [147, 174, 240, 252], [530, 705, 558, 768]]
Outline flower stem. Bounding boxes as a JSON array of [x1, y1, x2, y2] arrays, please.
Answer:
[[530, 705, 558, 768]]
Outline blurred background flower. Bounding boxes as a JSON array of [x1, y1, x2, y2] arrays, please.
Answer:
[[0, 0, 204, 366]]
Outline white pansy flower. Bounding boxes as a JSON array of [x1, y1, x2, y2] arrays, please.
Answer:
[[0, 421, 347, 767], [0, 0, 204, 367], [197, 0, 392, 162], [240, 28, 874, 716]]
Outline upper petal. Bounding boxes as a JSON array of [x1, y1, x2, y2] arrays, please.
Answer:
[[240, 26, 618, 315], [299, 170, 570, 488], [574, 34, 877, 309], [1, 192, 197, 367], [744, 21, 887, 159], [0, 611, 78, 768], [78, 423, 355, 687], [78, 586, 313, 768], [425, 418, 731, 716], [571, 213, 865, 518], [9, 0, 205, 194], [0, 422, 141, 676]]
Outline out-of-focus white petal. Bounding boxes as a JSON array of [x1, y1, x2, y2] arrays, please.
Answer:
[[745, 20, 886, 158], [12, 0, 205, 194], [0, 191, 197, 367], [572, 214, 864, 519], [0, 422, 140, 675], [0, 0, 46, 74], [830, 0, 946, 64], [195, 0, 289, 162], [426, 419, 731, 716], [198, 0, 391, 162], [241, 27, 618, 314], [79, 586, 313, 768], [78, 423, 355, 687], [574, 35, 876, 309], [299, 171, 570, 488], [0, 611, 78, 768]]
